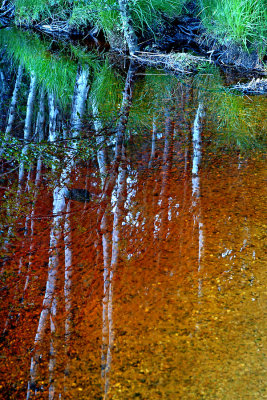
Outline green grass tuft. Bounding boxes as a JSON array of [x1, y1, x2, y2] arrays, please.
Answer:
[[199, 0, 266, 50]]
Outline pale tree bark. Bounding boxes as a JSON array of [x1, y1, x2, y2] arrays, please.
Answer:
[[93, 102, 112, 385], [35, 86, 45, 179], [148, 116, 157, 168], [5, 64, 23, 136], [118, 0, 139, 55], [27, 66, 90, 398], [70, 65, 90, 138], [48, 90, 59, 142], [63, 200, 72, 393], [156, 109, 173, 264], [26, 184, 67, 399], [92, 99, 107, 186], [98, 61, 137, 224], [19, 71, 37, 183], [191, 102, 205, 305], [48, 295, 57, 400], [35, 86, 45, 143], [102, 147, 127, 399]]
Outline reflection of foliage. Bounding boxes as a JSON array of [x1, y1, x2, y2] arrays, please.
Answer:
[[193, 67, 266, 152], [89, 59, 125, 124], [0, 28, 99, 107], [0, 130, 97, 176], [0, 28, 76, 105], [209, 92, 266, 151]]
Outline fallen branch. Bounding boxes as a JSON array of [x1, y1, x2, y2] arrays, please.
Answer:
[[230, 78, 267, 95], [131, 51, 210, 74]]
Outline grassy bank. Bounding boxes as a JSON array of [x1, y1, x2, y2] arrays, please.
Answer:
[[2, 0, 266, 65], [198, 0, 266, 53]]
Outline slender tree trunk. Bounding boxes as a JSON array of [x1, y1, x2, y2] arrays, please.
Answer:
[[92, 99, 107, 186], [24, 71, 37, 142], [99, 61, 137, 224], [191, 102, 204, 302], [156, 109, 174, 265], [19, 71, 37, 183], [118, 0, 139, 55], [26, 183, 66, 399], [35, 86, 45, 142], [70, 65, 90, 138], [148, 116, 157, 168], [102, 147, 127, 399], [27, 66, 90, 398], [48, 91, 58, 142], [5, 64, 23, 135]]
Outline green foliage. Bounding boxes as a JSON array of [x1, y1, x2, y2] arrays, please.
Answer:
[[70, 0, 120, 34], [199, 0, 267, 49], [0, 28, 77, 105], [128, 0, 187, 34], [15, 0, 73, 24], [14, 0, 187, 38], [0, 28, 100, 107], [89, 59, 125, 123]]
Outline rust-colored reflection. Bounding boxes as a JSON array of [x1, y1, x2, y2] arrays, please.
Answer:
[[0, 82, 266, 399], [1, 146, 266, 399]]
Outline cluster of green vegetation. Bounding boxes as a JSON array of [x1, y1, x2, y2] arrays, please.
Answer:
[[0, 27, 100, 107], [14, 0, 187, 33], [199, 0, 266, 50], [7, 0, 266, 56], [0, 27, 265, 172]]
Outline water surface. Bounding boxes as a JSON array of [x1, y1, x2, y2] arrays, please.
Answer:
[[0, 28, 266, 399]]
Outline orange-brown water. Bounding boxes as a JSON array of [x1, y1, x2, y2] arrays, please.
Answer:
[[0, 66, 266, 399]]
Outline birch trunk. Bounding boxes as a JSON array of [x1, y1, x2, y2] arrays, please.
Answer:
[[19, 71, 37, 183], [191, 102, 204, 302], [102, 147, 127, 399], [27, 66, 90, 398], [118, 0, 139, 55], [99, 62, 137, 223], [48, 91, 58, 142], [26, 184, 67, 399], [92, 99, 107, 185], [70, 65, 90, 138], [148, 117, 157, 167], [5, 64, 23, 135], [35, 86, 45, 143]]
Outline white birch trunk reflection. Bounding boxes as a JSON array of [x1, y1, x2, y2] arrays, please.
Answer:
[[191, 102, 204, 300], [98, 64, 136, 398], [2, 64, 23, 148], [48, 91, 59, 143], [92, 99, 107, 185], [27, 65, 90, 399], [156, 110, 173, 264], [63, 200, 72, 392], [0, 73, 38, 274], [148, 116, 157, 168], [49, 295, 57, 400], [26, 185, 67, 399], [19, 71, 37, 183], [103, 148, 127, 399], [70, 65, 90, 138], [98, 62, 136, 223], [64, 201, 72, 342]]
